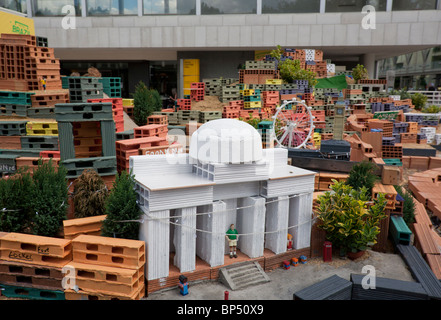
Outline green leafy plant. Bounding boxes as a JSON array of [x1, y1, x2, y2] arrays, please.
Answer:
[[270, 45, 318, 86], [279, 59, 318, 87], [390, 88, 411, 100], [346, 161, 380, 195], [101, 170, 142, 240], [316, 180, 387, 254], [352, 64, 369, 82], [422, 105, 441, 114], [394, 185, 416, 225], [30, 159, 69, 237], [73, 169, 109, 219], [0, 170, 34, 233], [411, 92, 428, 111]]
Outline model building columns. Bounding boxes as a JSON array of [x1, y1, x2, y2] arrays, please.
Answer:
[[196, 201, 227, 267], [289, 193, 313, 250], [237, 196, 266, 259], [173, 206, 197, 273], [139, 209, 170, 281], [265, 196, 290, 254]]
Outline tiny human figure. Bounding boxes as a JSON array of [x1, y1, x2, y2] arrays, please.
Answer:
[[226, 224, 239, 259], [178, 275, 189, 296], [287, 234, 293, 250], [40, 77, 47, 91]]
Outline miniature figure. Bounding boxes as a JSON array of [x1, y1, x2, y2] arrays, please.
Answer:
[[226, 224, 238, 259], [40, 77, 47, 91], [178, 275, 189, 296]]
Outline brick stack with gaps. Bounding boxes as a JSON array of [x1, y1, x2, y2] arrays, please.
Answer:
[[0, 33, 126, 190], [0, 231, 146, 300]]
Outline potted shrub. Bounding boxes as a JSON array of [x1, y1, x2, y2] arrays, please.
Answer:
[[316, 180, 387, 260]]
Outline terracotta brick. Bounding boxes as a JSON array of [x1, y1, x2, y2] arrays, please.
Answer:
[[382, 165, 401, 185], [65, 266, 144, 297], [63, 215, 106, 240], [429, 157, 441, 170], [413, 223, 440, 256], [0, 249, 72, 267], [409, 156, 429, 171], [139, 144, 184, 156], [72, 235, 145, 270], [0, 232, 71, 258], [69, 261, 142, 285], [65, 282, 145, 300]]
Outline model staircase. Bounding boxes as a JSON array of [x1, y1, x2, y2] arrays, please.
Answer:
[[219, 261, 271, 291]]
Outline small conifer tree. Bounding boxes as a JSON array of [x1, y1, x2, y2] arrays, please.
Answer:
[[30, 159, 69, 237], [101, 171, 142, 240], [0, 170, 34, 233]]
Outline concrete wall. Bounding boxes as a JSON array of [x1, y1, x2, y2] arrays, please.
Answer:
[[33, 10, 441, 62]]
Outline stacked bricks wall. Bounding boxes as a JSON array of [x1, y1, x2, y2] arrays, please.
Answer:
[[65, 235, 146, 300]]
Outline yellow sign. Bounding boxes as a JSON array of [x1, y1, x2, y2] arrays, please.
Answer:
[[0, 10, 35, 36], [182, 59, 200, 96]]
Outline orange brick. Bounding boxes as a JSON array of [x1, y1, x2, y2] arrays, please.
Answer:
[[72, 235, 145, 270], [63, 215, 107, 240]]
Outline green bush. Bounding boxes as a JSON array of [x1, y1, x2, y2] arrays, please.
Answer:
[[352, 64, 369, 82], [30, 159, 69, 237], [394, 186, 416, 226], [73, 169, 109, 219], [270, 45, 318, 87], [0, 170, 34, 233], [411, 92, 428, 111], [317, 181, 387, 254], [101, 171, 142, 240], [421, 105, 441, 114], [279, 59, 318, 87], [346, 161, 380, 195]]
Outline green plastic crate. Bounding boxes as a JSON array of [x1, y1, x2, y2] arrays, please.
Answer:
[[390, 215, 412, 246], [0, 284, 65, 300]]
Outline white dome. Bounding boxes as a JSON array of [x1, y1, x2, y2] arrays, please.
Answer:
[[189, 119, 263, 164]]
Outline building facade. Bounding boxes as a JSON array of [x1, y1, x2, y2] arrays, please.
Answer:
[[2, 0, 441, 98]]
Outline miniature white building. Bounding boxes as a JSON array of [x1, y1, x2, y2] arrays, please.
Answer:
[[131, 119, 316, 281]]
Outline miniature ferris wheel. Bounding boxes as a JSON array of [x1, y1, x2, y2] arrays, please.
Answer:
[[272, 99, 315, 149]]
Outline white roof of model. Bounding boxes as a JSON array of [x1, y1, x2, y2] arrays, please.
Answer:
[[189, 119, 263, 165]]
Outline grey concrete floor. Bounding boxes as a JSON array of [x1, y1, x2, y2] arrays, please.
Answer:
[[144, 249, 414, 300]]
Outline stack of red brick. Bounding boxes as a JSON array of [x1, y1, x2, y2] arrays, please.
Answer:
[[177, 98, 191, 111], [64, 235, 146, 300], [190, 82, 205, 102], [222, 100, 243, 119], [116, 122, 172, 172], [0, 34, 62, 91]]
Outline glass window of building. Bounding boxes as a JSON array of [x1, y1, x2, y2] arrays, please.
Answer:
[[262, 0, 320, 13], [201, 0, 257, 14], [32, 0, 81, 16], [0, 0, 27, 14], [87, 0, 138, 15], [143, 0, 196, 15], [392, 0, 437, 10], [325, 0, 387, 12]]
